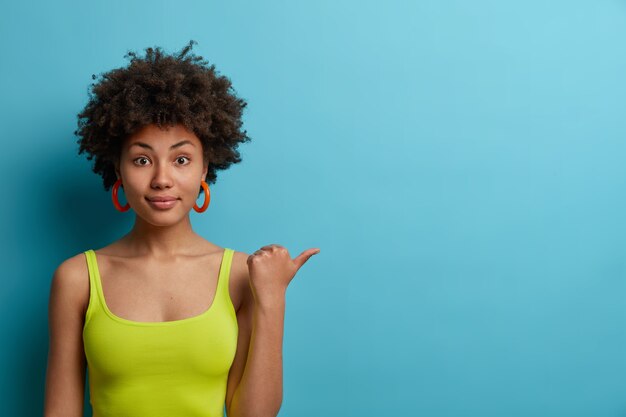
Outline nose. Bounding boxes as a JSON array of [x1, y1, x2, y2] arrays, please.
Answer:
[[150, 160, 174, 189]]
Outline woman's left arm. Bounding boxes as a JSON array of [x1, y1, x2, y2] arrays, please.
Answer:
[[227, 244, 320, 417]]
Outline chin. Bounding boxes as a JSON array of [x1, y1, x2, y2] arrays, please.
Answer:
[[137, 209, 189, 226]]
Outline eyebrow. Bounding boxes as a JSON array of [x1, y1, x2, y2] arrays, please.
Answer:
[[128, 140, 195, 150]]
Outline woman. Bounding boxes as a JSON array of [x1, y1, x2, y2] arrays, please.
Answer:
[[43, 40, 320, 417]]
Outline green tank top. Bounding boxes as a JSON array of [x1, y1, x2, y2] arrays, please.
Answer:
[[82, 248, 239, 417]]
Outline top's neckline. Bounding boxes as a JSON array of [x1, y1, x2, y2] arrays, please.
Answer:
[[88, 248, 228, 327]]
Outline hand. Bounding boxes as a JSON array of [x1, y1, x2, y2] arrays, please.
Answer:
[[247, 244, 320, 305]]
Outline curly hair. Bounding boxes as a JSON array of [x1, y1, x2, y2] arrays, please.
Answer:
[[74, 40, 250, 193]]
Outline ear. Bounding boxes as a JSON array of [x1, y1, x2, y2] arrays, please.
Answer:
[[202, 159, 209, 181], [114, 160, 121, 180]]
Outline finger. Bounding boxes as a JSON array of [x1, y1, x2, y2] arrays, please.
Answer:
[[249, 248, 265, 259], [293, 248, 321, 270], [259, 244, 280, 251], [252, 245, 275, 257]]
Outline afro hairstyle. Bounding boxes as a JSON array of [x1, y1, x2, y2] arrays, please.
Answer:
[[74, 40, 250, 193]]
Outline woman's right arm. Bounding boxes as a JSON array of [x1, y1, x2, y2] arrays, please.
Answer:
[[43, 255, 88, 417]]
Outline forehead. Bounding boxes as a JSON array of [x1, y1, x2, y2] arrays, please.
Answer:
[[124, 124, 202, 150]]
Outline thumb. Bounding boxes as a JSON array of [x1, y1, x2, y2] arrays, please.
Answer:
[[293, 248, 321, 270]]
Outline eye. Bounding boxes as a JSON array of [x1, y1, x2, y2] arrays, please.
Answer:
[[176, 156, 191, 165], [133, 157, 150, 166]]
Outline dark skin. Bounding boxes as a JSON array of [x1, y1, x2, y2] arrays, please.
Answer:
[[43, 123, 320, 417]]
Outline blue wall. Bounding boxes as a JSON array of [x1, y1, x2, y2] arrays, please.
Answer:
[[2, 1, 626, 416]]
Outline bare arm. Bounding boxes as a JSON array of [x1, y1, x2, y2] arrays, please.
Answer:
[[43, 255, 88, 417], [230, 298, 285, 417], [225, 251, 284, 417], [226, 244, 319, 417]]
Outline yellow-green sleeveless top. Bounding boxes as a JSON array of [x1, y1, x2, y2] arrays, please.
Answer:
[[82, 248, 239, 417]]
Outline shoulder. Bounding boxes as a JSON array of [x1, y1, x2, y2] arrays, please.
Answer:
[[45, 252, 90, 414], [49, 251, 90, 316], [51, 251, 89, 290], [228, 249, 254, 313]]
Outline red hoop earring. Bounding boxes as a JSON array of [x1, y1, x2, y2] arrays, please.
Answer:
[[194, 180, 211, 213], [112, 178, 131, 212]]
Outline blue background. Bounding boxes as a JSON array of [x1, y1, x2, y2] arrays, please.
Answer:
[[2, 1, 626, 416]]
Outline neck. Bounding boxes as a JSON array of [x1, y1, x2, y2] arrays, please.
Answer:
[[121, 213, 201, 259]]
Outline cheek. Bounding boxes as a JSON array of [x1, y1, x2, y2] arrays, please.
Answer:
[[121, 172, 147, 192], [183, 177, 203, 194], [119, 165, 202, 196]]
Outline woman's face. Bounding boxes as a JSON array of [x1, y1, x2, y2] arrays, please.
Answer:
[[115, 123, 208, 224]]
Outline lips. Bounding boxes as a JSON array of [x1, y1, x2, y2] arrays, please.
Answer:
[[146, 197, 179, 210], [146, 196, 178, 202]]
